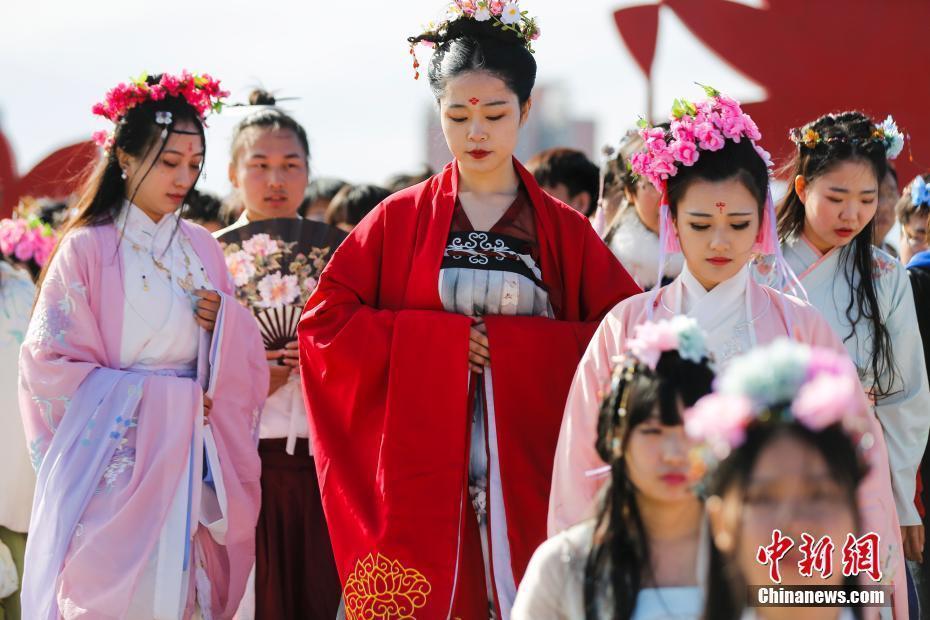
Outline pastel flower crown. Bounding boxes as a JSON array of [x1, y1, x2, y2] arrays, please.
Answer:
[[591, 317, 711, 470], [629, 85, 773, 192], [625, 315, 709, 371], [910, 175, 930, 208], [91, 71, 229, 150], [684, 340, 871, 461], [408, 1, 540, 79], [789, 115, 904, 160], [0, 201, 59, 269]]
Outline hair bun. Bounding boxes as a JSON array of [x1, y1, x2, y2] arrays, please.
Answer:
[[248, 89, 277, 106], [443, 17, 524, 46]]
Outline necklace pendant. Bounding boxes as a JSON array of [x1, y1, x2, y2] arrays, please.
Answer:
[[142, 275, 149, 292]]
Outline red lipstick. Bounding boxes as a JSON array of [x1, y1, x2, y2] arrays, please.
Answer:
[[660, 473, 688, 485], [468, 150, 491, 160], [706, 256, 733, 266]]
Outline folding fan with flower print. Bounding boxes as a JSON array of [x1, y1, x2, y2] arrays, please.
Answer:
[[217, 218, 346, 350]]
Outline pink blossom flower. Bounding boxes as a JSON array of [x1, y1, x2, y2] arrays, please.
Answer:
[[720, 115, 748, 141], [649, 155, 677, 182], [791, 373, 861, 431], [684, 393, 752, 449], [92, 131, 111, 148], [490, 0, 504, 14], [742, 114, 762, 141], [257, 273, 300, 309], [627, 319, 681, 369], [149, 84, 166, 101], [699, 128, 726, 152], [643, 127, 666, 144], [716, 95, 743, 118], [671, 117, 695, 143], [159, 73, 181, 96], [629, 152, 651, 178], [14, 231, 35, 262], [671, 139, 699, 167], [91, 103, 107, 117], [34, 236, 55, 266], [242, 233, 279, 258], [225, 250, 257, 286]]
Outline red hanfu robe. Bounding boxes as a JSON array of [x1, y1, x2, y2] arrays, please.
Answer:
[[298, 159, 639, 619]]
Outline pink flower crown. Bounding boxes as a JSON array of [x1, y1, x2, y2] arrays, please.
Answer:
[[91, 71, 229, 149], [684, 341, 872, 462], [624, 315, 710, 371], [629, 85, 772, 192]]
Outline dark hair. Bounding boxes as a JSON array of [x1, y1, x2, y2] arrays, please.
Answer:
[[385, 166, 435, 193], [229, 89, 310, 166], [324, 184, 391, 228], [299, 177, 347, 217], [777, 111, 896, 399], [408, 18, 537, 106], [182, 189, 223, 226], [703, 422, 866, 620], [896, 173, 930, 226], [526, 148, 599, 216], [38, 73, 207, 289], [666, 138, 769, 220], [584, 351, 715, 620]]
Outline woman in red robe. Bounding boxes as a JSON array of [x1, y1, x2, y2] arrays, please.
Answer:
[[298, 5, 640, 619]]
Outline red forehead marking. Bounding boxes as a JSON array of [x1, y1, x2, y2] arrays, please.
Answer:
[[715, 201, 727, 213], [469, 98, 480, 106]]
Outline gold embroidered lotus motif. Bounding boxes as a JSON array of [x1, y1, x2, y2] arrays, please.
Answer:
[[343, 552, 431, 619]]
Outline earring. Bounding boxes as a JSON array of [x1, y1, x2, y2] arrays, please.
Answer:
[[121, 169, 128, 180]]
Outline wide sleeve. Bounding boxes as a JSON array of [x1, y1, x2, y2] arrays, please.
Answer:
[[875, 268, 930, 526], [547, 311, 626, 536], [19, 230, 107, 459], [298, 203, 476, 615]]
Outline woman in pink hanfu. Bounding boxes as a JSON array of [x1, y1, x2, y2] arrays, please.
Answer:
[[549, 88, 906, 619], [18, 73, 268, 620]]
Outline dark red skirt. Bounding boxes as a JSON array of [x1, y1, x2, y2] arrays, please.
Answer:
[[255, 438, 342, 620]]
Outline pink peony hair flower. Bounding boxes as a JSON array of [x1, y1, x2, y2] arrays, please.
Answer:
[[671, 139, 700, 167], [628, 321, 679, 369], [671, 117, 696, 143], [791, 373, 861, 431], [684, 393, 752, 452]]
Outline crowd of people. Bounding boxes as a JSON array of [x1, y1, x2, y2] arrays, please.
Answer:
[[2, 1, 930, 619]]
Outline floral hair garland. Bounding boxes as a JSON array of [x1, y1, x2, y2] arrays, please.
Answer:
[[684, 340, 872, 461], [629, 85, 773, 192], [408, 1, 540, 79], [0, 200, 58, 269], [627, 86, 803, 313], [789, 115, 905, 160], [588, 317, 711, 473], [625, 315, 709, 371], [910, 175, 930, 208], [91, 71, 229, 150]]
